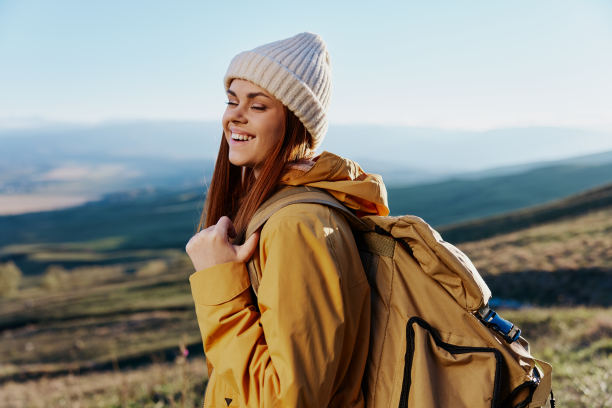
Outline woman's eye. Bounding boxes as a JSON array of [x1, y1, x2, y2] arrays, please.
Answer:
[[224, 101, 265, 110]]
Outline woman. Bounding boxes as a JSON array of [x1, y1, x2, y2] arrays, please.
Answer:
[[186, 32, 389, 407]]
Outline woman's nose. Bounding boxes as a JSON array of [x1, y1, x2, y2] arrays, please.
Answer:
[[229, 103, 247, 123]]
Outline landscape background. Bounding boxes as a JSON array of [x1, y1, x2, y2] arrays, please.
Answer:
[[1, 121, 611, 408], [1, 1, 611, 407]]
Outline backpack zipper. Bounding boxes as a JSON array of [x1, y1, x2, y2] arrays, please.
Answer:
[[398, 317, 503, 408]]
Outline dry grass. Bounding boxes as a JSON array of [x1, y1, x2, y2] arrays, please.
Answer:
[[503, 307, 612, 408], [1, 310, 201, 374], [458, 208, 612, 274], [1, 307, 609, 407], [1, 207, 610, 407], [0, 355, 208, 408], [0, 258, 199, 382]]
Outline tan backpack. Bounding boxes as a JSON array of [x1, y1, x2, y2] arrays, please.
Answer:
[[246, 186, 554, 408]]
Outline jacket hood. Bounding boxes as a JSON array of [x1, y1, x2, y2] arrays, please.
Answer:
[[280, 151, 389, 216]]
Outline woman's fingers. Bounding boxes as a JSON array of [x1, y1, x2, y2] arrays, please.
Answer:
[[215, 216, 236, 240], [236, 231, 260, 262], [185, 218, 259, 270]]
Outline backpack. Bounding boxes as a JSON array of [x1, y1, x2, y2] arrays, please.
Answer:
[[245, 186, 554, 408]]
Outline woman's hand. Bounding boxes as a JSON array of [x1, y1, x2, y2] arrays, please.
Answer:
[[185, 216, 260, 271]]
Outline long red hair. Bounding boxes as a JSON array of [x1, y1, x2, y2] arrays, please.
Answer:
[[197, 106, 313, 243]]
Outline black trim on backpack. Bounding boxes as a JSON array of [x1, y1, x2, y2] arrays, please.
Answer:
[[398, 317, 503, 408], [398, 317, 544, 408], [502, 378, 539, 408]]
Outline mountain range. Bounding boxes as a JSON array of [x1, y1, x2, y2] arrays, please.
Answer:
[[2, 121, 612, 193]]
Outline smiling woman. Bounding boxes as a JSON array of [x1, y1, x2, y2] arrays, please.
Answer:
[[184, 32, 389, 407]]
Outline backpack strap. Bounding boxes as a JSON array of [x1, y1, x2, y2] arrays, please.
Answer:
[[245, 186, 365, 296]]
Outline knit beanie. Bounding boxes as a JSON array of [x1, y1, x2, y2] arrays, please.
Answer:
[[224, 32, 332, 151]]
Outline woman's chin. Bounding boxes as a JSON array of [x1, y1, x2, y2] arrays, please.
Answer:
[[228, 155, 252, 168]]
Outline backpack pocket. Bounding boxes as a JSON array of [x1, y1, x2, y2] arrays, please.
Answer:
[[398, 317, 503, 408]]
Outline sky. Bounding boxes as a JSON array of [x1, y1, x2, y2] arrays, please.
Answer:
[[0, 0, 611, 131]]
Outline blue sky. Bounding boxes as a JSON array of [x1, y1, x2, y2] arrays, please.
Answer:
[[0, 0, 611, 131]]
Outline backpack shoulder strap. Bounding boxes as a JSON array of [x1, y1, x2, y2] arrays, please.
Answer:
[[245, 185, 364, 295], [245, 186, 363, 237]]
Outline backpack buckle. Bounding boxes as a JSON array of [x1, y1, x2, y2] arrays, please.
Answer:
[[477, 305, 521, 343]]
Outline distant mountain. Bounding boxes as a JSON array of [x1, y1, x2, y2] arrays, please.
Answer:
[[323, 124, 612, 174], [0, 121, 217, 198], [388, 161, 612, 226], [0, 120, 221, 161], [452, 149, 612, 180], [0, 155, 214, 196], [2, 121, 612, 191]]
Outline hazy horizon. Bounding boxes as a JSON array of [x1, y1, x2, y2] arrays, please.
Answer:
[[2, 119, 612, 172]]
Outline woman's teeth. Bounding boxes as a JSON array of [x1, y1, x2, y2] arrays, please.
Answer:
[[231, 133, 254, 141]]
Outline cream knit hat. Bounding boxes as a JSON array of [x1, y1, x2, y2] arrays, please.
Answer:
[[224, 32, 332, 151]]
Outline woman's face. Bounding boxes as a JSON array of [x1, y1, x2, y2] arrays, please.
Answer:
[[222, 79, 286, 177]]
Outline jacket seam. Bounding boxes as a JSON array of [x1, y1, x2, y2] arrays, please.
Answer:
[[324, 206, 343, 281], [323, 205, 367, 290]]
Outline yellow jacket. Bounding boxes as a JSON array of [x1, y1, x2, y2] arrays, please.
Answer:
[[190, 152, 389, 407]]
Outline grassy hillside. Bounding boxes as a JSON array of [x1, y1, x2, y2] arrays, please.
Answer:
[[440, 182, 612, 243], [0, 188, 205, 275], [456, 206, 612, 306], [0, 255, 201, 383], [1, 169, 611, 406]]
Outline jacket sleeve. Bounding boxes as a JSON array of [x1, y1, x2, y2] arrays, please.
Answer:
[[189, 204, 352, 407]]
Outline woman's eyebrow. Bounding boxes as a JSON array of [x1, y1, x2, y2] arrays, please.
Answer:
[[227, 89, 271, 99]]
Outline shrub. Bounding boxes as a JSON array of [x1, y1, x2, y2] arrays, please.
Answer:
[[135, 260, 167, 278], [0, 261, 23, 297], [42, 265, 70, 290]]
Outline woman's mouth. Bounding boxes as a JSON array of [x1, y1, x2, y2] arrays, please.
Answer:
[[229, 127, 255, 142], [231, 132, 255, 141]]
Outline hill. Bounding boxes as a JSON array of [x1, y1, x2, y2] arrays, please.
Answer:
[[439, 182, 612, 243], [2, 122, 612, 198], [0, 187, 205, 275], [456, 205, 612, 306], [441, 182, 612, 307], [388, 162, 612, 226], [3, 165, 612, 276]]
